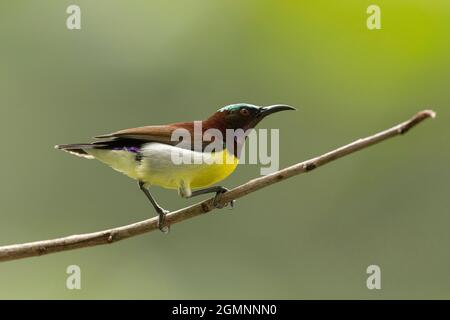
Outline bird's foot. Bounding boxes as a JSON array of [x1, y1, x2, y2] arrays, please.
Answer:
[[157, 209, 170, 233], [213, 187, 235, 209]]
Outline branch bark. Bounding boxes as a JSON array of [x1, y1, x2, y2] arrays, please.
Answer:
[[0, 110, 436, 263]]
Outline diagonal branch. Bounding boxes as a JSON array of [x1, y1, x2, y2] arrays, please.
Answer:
[[0, 110, 436, 263]]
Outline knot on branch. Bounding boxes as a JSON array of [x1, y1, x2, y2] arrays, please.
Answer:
[[304, 162, 317, 171], [201, 202, 211, 213], [107, 232, 116, 243]]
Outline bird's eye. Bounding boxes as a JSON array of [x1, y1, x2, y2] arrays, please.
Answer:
[[240, 108, 250, 116]]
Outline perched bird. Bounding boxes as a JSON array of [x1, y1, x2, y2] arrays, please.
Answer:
[[56, 103, 295, 232]]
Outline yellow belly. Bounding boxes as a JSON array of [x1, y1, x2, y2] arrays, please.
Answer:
[[187, 156, 238, 189]]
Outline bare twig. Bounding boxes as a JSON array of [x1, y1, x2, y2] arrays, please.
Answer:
[[0, 110, 436, 263]]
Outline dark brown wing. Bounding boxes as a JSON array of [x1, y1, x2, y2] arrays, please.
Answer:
[[94, 122, 214, 151], [95, 124, 183, 145]]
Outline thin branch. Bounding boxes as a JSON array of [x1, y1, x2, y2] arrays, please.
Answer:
[[0, 110, 436, 263]]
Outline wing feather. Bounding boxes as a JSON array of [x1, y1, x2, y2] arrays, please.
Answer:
[[95, 125, 177, 141], [94, 122, 212, 151]]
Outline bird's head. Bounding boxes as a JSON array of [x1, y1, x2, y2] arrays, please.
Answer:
[[206, 103, 296, 131]]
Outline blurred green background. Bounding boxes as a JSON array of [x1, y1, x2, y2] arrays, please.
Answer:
[[0, 0, 449, 299]]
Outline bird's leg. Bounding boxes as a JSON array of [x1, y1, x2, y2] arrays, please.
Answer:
[[138, 181, 170, 233], [189, 186, 235, 209]]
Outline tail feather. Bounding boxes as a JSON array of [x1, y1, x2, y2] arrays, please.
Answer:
[[55, 138, 146, 160], [54, 143, 99, 159]]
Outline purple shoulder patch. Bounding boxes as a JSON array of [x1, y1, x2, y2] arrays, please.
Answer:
[[112, 146, 140, 153]]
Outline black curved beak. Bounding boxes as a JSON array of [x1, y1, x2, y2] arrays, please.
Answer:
[[258, 104, 296, 118]]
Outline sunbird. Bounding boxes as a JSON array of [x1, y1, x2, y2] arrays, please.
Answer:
[[56, 103, 295, 232]]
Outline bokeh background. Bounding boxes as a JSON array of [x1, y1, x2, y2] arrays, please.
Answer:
[[0, 0, 449, 299]]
